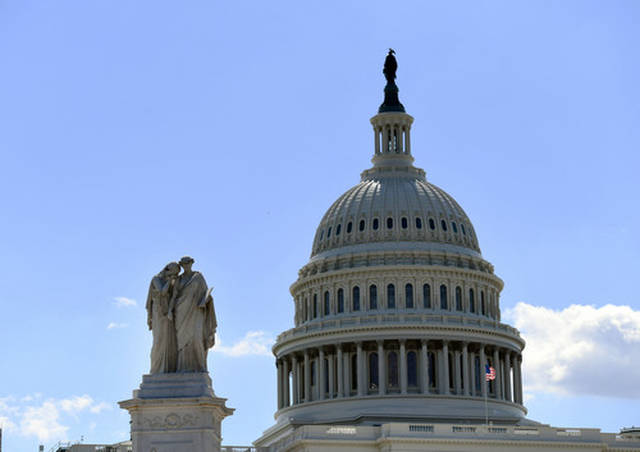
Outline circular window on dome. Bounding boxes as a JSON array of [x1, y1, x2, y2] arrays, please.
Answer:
[[428, 218, 436, 230], [451, 222, 458, 233], [416, 217, 423, 229], [440, 220, 448, 231], [401, 217, 408, 229], [347, 221, 353, 233], [373, 218, 379, 230], [359, 219, 365, 231], [336, 224, 341, 235], [386, 217, 393, 229]]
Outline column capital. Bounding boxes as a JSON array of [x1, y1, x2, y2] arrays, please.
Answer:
[[421, 339, 429, 345], [376, 339, 385, 346], [399, 338, 406, 345]]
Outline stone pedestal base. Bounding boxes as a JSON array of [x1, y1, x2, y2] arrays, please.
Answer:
[[119, 373, 233, 452]]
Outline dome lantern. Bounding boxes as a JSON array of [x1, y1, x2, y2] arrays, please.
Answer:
[[370, 50, 415, 169]]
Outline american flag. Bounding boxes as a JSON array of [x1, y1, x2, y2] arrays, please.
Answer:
[[485, 364, 496, 381]]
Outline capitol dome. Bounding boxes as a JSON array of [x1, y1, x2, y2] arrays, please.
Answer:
[[311, 160, 481, 259], [263, 53, 526, 434]]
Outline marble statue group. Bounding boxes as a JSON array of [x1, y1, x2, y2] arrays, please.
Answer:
[[145, 256, 217, 374]]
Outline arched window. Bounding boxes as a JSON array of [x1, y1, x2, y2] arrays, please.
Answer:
[[407, 351, 417, 387], [388, 351, 399, 388], [369, 353, 379, 390], [373, 218, 379, 230], [313, 294, 318, 318], [387, 284, 395, 309], [369, 285, 378, 310], [455, 286, 463, 311], [423, 284, 432, 308], [441, 219, 448, 231], [337, 288, 344, 313], [352, 286, 360, 311], [351, 354, 358, 392], [416, 217, 423, 229], [324, 291, 330, 316], [481, 291, 486, 316], [336, 224, 341, 235], [440, 284, 448, 310], [428, 351, 437, 388], [461, 223, 466, 235], [327, 226, 332, 237], [405, 283, 414, 308], [320, 230, 324, 240], [469, 289, 475, 313], [429, 218, 436, 230], [347, 221, 353, 233], [401, 217, 408, 229], [387, 217, 393, 229], [359, 219, 365, 231], [452, 222, 458, 233]]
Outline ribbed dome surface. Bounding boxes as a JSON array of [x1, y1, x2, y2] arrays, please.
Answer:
[[311, 168, 480, 257]]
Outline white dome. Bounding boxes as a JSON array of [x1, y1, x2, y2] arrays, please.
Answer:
[[311, 156, 480, 259]]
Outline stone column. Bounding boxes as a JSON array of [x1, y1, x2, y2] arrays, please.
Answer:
[[441, 342, 450, 395], [374, 127, 380, 154], [377, 341, 386, 395], [344, 350, 351, 395], [480, 345, 487, 398], [400, 340, 408, 394], [283, 358, 290, 407], [516, 354, 523, 404], [328, 351, 335, 398], [318, 349, 325, 400], [493, 348, 501, 399], [292, 355, 299, 405], [337, 345, 344, 397], [357, 342, 365, 396], [420, 340, 429, 394], [504, 352, 512, 402], [304, 351, 310, 403], [276, 360, 283, 409], [454, 349, 461, 395], [462, 343, 469, 396]]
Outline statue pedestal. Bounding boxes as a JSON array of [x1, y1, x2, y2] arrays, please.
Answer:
[[119, 373, 234, 452]]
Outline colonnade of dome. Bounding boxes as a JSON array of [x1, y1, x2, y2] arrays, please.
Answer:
[[276, 340, 523, 410]]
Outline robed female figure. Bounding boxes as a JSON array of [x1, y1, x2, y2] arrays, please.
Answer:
[[145, 262, 180, 374]]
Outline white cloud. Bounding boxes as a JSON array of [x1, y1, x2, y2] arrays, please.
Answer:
[[114, 296, 137, 308], [107, 322, 128, 330], [20, 401, 68, 442], [0, 394, 111, 443], [505, 302, 640, 398], [0, 415, 17, 432], [213, 330, 274, 357], [59, 395, 93, 413], [89, 402, 111, 414]]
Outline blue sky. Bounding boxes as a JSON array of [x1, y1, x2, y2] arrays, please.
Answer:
[[1, 1, 639, 450]]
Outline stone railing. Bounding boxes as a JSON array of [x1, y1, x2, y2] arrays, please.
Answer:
[[277, 312, 521, 343]]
